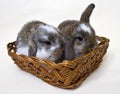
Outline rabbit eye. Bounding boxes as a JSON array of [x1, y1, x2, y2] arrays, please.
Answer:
[[45, 41, 51, 45], [75, 36, 83, 41]]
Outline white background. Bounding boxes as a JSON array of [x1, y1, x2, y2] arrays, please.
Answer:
[[0, 0, 120, 94]]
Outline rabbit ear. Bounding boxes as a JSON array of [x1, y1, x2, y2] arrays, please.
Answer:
[[80, 3, 95, 23], [64, 39, 75, 60]]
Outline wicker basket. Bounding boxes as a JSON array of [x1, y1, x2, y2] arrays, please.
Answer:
[[7, 36, 109, 89]]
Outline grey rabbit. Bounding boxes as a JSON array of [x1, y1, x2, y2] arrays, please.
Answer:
[[16, 21, 64, 63], [58, 3, 97, 60]]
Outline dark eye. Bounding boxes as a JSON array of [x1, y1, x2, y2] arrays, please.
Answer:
[[45, 41, 51, 45], [75, 36, 83, 41]]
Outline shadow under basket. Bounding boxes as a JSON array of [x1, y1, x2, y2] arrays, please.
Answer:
[[7, 36, 109, 89]]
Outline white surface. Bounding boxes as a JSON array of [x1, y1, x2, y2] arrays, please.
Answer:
[[0, 0, 120, 94]]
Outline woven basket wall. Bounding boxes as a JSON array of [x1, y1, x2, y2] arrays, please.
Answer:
[[7, 36, 109, 89]]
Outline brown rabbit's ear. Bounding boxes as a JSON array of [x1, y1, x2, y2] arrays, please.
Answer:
[[80, 3, 95, 23]]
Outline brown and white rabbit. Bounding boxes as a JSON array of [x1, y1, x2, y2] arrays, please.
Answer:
[[16, 21, 64, 63], [58, 3, 97, 60]]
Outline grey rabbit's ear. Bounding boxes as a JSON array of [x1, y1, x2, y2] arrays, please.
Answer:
[[80, 3, 95, 23], [64, 38, 75, 60]]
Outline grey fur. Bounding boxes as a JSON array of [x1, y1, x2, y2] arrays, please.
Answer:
[[16, 21, 64, 63], [58, 3, 97, 60]]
